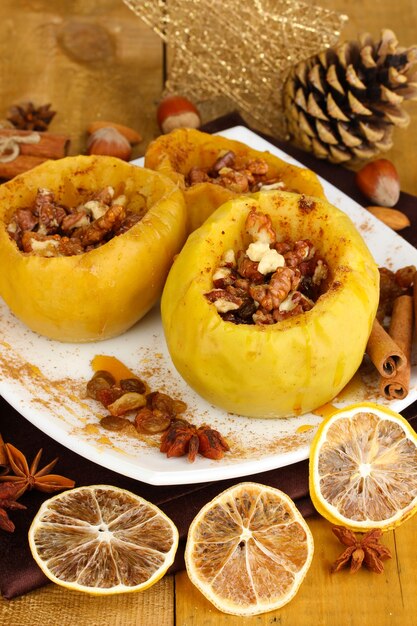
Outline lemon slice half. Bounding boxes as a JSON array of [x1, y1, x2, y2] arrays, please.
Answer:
[[28, 485, 178, 595], [309, 402, 417, 531], [185, 482, 314, 616]]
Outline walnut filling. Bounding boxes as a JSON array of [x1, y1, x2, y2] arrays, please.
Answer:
[[205, 208, 329, 325], [185, 150, 286, 194], [6, 186, 144, 257]]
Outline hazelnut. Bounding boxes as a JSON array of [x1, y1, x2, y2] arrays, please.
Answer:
[[355, 159, 400, 207], [156, 95, 201, 134], [87, 121, 142, 144], [86, 127, 132, 161]]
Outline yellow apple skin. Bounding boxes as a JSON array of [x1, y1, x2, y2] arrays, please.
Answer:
[[161, 191, 379, 418]]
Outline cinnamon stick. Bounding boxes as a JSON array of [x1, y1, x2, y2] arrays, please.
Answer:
[[366, 318, 407, 378], [0, 129, 69, 159], [379, 295, 413, 400], [0, 154, 48, 179], [0, 129, 70, 179]]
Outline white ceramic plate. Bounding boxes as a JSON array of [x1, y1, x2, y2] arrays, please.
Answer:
[[1, 126, 417, 486]]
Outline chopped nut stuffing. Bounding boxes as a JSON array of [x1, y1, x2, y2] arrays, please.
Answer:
[[185, 150, 286, 193], [7, 186, 144, 256], [205, 208, 329, 325]]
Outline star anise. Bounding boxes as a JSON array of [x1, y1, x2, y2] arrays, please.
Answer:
[[7, 102, 56, 131], [159, 419, 230, 462], [0, 443, 75, 499], [0, 482, 26, 532], [331, 526, 392, 574], [0, 433, 9, 476]]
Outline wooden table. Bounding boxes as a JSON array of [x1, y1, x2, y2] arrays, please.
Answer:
[[1, 1, 417, 625]]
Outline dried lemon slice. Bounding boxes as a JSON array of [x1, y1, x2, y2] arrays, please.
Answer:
[[185, 482, 314, 616], [309, 402, 417, 531], [28, 485, 178, 595]]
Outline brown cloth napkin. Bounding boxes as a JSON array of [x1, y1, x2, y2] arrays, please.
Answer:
[[1, 112, 417, 600]]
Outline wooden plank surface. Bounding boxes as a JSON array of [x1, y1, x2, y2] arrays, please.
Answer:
[[1, 1, 417, 625], [175, 516, 417, 626]]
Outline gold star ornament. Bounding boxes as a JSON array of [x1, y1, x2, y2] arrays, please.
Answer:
[[124, 0, 347, 137]]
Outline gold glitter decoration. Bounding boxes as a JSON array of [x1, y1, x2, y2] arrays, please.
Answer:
[[124, 0, 347, 137]]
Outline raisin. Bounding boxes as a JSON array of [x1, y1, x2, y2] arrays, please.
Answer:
[[120, 378, 147, 394], [86, 370, 116, 399], [107, 392, 147, 416], [235, 299, 257, 322], [171, 399, 187, 415], [146, 391, 176, 416], [100, 416, 131, 431], [96, 386, 123, 408], [135, 407, 171, 434]]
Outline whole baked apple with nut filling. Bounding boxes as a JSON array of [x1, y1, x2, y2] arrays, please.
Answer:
[[161, 191, 379, 418], [0, 155, 187, 342], [145, 128, 326, 233]]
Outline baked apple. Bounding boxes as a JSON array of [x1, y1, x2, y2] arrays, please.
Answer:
[[161, 191, 379, 418], [144, 128, 326, 233], [0, 155, 187, 342]]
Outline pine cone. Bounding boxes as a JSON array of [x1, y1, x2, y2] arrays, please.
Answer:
[[283, 29, 417, 164], [7, 102, 56, 131]]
